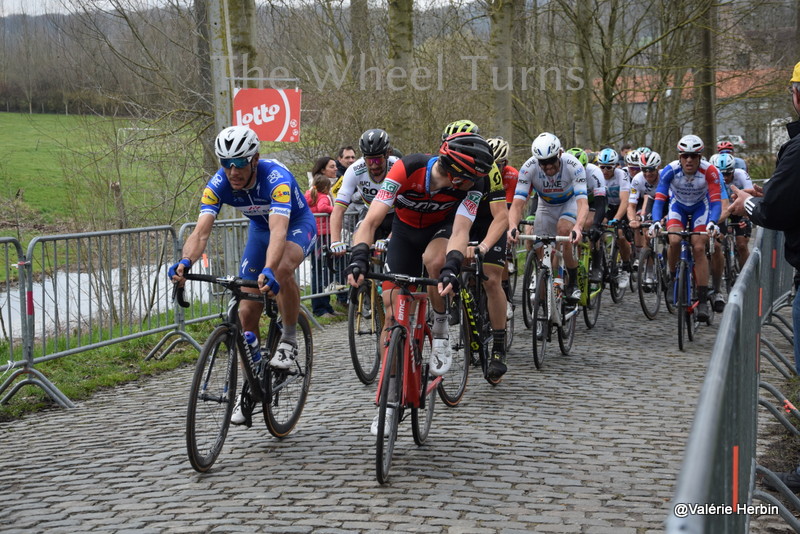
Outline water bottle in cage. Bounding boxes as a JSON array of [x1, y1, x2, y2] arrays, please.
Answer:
[[244, 331, 262, 378]]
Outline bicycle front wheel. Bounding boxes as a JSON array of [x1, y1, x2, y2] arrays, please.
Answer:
[[412, 330, 435, 445], [583, 246, 605, 329], [532, 271, 550, 369], [557, 304, 576, 355], [186, 324, 238, 473], [637, 248, 661, 320], [677, 265, 687, 351], [348, 283, 383, 385], [607, 237, 626, 303], [377, 328, 404, 484], [264, 312, 313, 438]]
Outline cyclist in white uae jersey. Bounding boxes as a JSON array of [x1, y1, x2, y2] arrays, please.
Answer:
[[507, 132, 588, 302], [627, 151, 662, 261], [597, 148, 633, 288], [330, 129, 398, 255]]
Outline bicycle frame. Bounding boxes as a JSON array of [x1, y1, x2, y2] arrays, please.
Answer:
[[374, 282, 442, 410], [518, 234, 577, 326]]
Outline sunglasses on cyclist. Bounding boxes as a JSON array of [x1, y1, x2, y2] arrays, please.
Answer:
[[365, 156, 385, 165], [220, 156, 252, 169], [642, 167, 657, 173], [538, 156, 559, 167], [599, 165, 615, 170], [679, 153, 701, 160]]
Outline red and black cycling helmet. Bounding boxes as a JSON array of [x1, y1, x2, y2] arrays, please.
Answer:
[[716, 140, 735, 153], [438, 132, 494, 181]]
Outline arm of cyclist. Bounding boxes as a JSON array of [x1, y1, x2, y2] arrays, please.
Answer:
[[571, 197, 588, 244], [346, 200, 391, 286], [439, 214, 471, 296], [507, 197, 527, 244], [470, 200, 508, 260], [591, 195, 607, 228], [258, 213, 290, 296], [169, 214, 214, 285]]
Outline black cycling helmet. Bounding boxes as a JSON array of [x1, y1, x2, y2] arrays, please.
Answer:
[[359, 128, 391, 157], [438, 132, 494, 181]]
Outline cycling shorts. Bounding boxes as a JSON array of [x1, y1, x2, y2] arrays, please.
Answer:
[[385, 217, 452, 277], [469, 221, 507, 268], [533, 198, 577, 237], [605, 204, 629, 223], [239, 218, 316, 280], [666, 198, 711, 232]]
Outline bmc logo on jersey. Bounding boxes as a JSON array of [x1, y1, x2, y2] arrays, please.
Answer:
[[201, 187, 219, 205], [272, 184, 290, 202]]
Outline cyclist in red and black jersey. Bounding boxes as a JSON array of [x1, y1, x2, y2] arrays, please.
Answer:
[[347, 132, 494, 434], [348, 133, 493, 368]]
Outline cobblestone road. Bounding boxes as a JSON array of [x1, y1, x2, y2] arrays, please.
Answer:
[[0, 286, 780, 533]]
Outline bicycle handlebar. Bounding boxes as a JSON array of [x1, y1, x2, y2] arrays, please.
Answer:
[[517, 234, 573, 244], [172, 273, 260, 308], [356, 270, 438, 288]]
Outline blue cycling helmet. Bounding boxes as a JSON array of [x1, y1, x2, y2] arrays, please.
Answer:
[[714, 153, 736, 173], [597, 148, 618, 166]]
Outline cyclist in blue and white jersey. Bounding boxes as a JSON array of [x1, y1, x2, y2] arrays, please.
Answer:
[[598, 148, 633, 288], [507, 132, 588, 302], [330, 128, 399, 255], [716, 140, 748, 172], [650, 134, 722, 322], [715, 153, 753, 267], [169, 126, 316, 424]]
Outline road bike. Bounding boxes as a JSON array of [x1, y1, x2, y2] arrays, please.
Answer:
[[664, 227, 716, 351], [637, 222, 675, 319], [352, 269, 442, 484], [576, 234, 605, 329], [518, 233, 578, 368], [448, 245, 503, 387], [604, 220, 631, 303], [176, 274, 313, 472], [721, 224, 743, 294], [326, 245, 386, 385]]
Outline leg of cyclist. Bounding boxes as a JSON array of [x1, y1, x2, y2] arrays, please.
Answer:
[[736, 218, 751, 265], [422, 233, 452, 376], [710, 230, 726, 312], [482, 246, 509, 380], [691, 232, 711, 322]]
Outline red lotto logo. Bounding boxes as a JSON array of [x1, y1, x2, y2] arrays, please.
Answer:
[[233, 88, 302, 143]]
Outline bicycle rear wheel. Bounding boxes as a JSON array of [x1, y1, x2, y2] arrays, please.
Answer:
[[348, 283, 383, 385], [607, 237, 626, 303], [377, 328, 404, 484], [186, 324, 238, 473], [264, 312, 313, 438], [438, 292, 470, 407], [532, 271, 550, 369], [412, 331, 435, 445], [583, 246, 605, 329], [521, 251, 538, 328], [637, 248, 661, 320]]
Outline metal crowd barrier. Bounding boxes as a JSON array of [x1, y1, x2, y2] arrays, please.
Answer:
[[0, 211, 362, 408], [666, 227, 798, 532]]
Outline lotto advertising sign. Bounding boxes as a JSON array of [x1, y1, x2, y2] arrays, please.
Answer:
[[232, 88, 301, 142]]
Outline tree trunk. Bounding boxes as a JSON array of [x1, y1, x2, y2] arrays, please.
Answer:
[[489, 0, 514, 143], [387, 0, 414, 147]]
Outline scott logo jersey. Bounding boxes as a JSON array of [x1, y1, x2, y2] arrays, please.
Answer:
[[374, 154, 485, 228], [334, 155, 399, 208], [200, 159, 312, 229]]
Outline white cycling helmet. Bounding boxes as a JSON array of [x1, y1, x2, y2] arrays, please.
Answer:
[[677, 134, 704, 154], [625, 149, 642, 166], [641, 151, 662, 168], [215, 126, 260, 159], [531, 132, 562, 160]]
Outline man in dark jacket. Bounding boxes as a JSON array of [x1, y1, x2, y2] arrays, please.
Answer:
[[730, 60, 800, 492]]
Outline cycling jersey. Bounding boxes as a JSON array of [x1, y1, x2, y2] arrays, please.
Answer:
[[475, 162, 507, 223], [722, 168, 753, 200], [605, 167, 631, 207], [501, 164, 519, 205], [200, 159, 314, 229], [628, 172, 659, 205], [652, 160, 722, 223], [585, 163, 607, 204], [513, 152, 588, 205], [333, 155, 399, 209], [374, 154, 485, 229]]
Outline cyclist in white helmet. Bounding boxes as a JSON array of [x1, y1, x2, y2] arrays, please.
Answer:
[[169, 126, 316, 424]]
